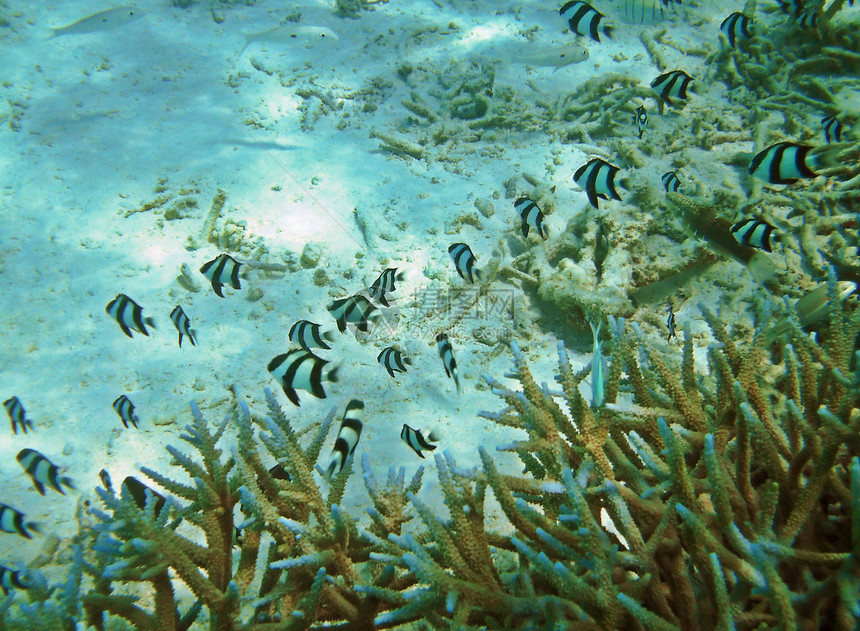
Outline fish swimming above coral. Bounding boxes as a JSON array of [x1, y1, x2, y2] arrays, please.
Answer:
[[327, 294, 380, 333], [112, 395, 139, 429], [0, 503, 39, 539], [368, 268, 405, 308], [238, 24, 339, 57], [400, 424, 438, 458], [448, 243, 481, 283], [169, 306, 197, 348], [616, 0, 678, 25], [436, 332, 461, 393], [822, 115, 843, 144], [720, 12, 753, 48], [377, 346, 411, 378], [289, 320, 336, 351], [650, 70, 693, 109], [322, 400, 363, 480], [559, 1, 614, 42], [514, 197, 548, 240], [0, 565, 29, 595], [662, 171, 681, 193], [267, 348, 340, 406], [731, 218, 779, 252], [106, 293, 155, 338], [47, 6, 143, 38], [574, 157, 623, 209], [200, 253, 246, 297], [4, 396, 34, 435], [16, 449, 75, 496], [634, 104, 647, 139]]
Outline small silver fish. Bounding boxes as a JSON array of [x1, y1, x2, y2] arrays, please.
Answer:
[[514, 43, 589, 70], [49, 6, 143, 38], [239, 25, 339, 57]]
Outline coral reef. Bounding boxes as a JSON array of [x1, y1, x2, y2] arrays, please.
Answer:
[[4, 274, 858, 629]]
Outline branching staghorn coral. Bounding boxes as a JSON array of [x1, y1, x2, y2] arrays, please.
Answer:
[[4, 283, 859, 629]]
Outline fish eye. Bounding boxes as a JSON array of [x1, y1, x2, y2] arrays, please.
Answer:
[[320, 32, 326, 37]]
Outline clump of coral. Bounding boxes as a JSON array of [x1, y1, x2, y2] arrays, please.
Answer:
[[4, 274, 857, 629]]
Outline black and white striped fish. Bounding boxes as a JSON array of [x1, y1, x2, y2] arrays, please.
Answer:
[[289, 320, 336, 351], [574, 158, 622, 209], [514, 198, 548, 240], [666, 304, 677, 342], [368, 268, 405, 307], [822, 115, 843, 144], [106, 293, 155, 338], [122, 476, 166, 515], [4, 396, 34, 435], [651, 70, 693, 107], [378, 346, 411, 378], [730, 218, 778, 252], [323, 400, 364, 480], [779, 1, 819, 28], [559, 1, 613, 42], [170, 306, 197, 347], [720, 12, 752, 48], [634, 104, 647, 139], [662, 171, 681, 193], [749, 142, 817, 184], [0, 566, 29, 595], [400, 424, 438, 459], [436, 332, 460, 393], [16, 449, 75, 496], [112, 395, 140, 429], [268, 348, 340, 406], [327, 294, 380, 333], [448, 243, 481, 283], [200, 253, 244, 297], [0, 503, 38, 538]]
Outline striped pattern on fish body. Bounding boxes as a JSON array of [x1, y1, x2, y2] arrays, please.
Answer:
[[620, 0, 669, 25], [666, 306, 677, 341], [650, 70, 693, 107], [400, 424, 438, 459], [731, 218, 778, 252], [559, 1, 613, 42], [822, 116, 843, 144], [323, 400, 364, 480], [16, 449, 75, 496], [436, 333, 460, 393], [448, 243, 481, 283], [0, 565, 29, 595], [122, 476, 166, 516], [514, 198, 548, 240], [574, 158, 622, 209], [368, 268, 405, 307], [749, 142, 817, 184], [106, 293, 155, 338], [113, 395, 139, 429], [49, 6, 143, 37], [327, 294, 379, 333], [0, 503, 38, 539], [634, 105, 647, 138], [662, 171, 681, 193], [378, 347, 411, 378], [4, 396, 34, 435], [268, 348, 339, 406], [720, 12, 753, 48], [289, 320, 335, 350], [200, 253, 244, 297], [170, 306, 197, 347]]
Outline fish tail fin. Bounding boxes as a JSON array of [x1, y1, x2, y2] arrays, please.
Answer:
[[322, 330, 337, 343], [145, 317, 156, 329], [237, 35, 251, 59], [426, 429, 440, 442], [61, 476, 76, 491], [403, 356, 413, 366], [327, 363, 341, 384], [602, 24, 614, 41]]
